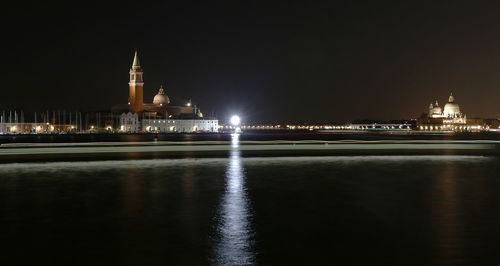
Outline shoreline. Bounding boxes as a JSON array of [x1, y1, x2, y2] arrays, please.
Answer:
[[1, 131, 500, 145]]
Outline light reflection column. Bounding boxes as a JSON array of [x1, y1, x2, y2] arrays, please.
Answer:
[[214, 133, 255, 265], [430, 162, 464, 264]]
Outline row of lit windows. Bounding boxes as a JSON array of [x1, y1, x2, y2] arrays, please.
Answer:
[[419, 125, 483, 130], [146, 120, 217, 124]]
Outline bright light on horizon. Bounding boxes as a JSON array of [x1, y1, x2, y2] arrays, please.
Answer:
[[230, 115, 241, 126]]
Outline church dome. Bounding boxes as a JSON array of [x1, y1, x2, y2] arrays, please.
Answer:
[[433, 106, 442, 115], [443, 103, 460, 117], [153, 86, 170, 106], [432, 100, 441, 115], [443, 93, 460, 117]]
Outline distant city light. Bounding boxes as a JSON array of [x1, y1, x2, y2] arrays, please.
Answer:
[[230, 115, 241, 126]]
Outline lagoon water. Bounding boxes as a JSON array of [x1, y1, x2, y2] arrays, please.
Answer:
[[1, 153, 500, 265]]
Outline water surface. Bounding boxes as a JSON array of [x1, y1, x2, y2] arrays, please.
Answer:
[[1, 154, 499, 265]]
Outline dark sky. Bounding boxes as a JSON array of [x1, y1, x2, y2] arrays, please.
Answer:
[[1, 1, 499, 123]]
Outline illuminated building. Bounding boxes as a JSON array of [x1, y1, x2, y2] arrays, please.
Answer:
[[0, 51, 217, 134], [120, 51, 218, 133], [128, 50, 144, 114], [418, 93, 485, 131], [427, 93, 466, 123]]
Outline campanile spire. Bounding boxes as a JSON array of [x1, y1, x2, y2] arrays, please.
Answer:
[[129, 50, 144, 113], [132, 50, 140, 68]]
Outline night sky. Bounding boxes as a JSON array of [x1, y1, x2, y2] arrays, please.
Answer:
[[2, 1, 499, 123]]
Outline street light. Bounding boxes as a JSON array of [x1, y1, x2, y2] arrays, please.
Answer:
[[230, 115, 241, 126], [230, 115, 242, 133]]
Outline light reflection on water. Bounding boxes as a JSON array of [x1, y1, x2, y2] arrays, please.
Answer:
[[430, 161, 464, 265], [122, 168, 142, 218], [231, 133, 240, 148], [213, 134, 255, 265], [0, 151, 498, 265]]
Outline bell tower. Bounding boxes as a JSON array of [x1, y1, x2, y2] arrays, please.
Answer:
[[129, 50, 144, 114]]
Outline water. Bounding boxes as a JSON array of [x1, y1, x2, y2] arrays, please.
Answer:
[[1, 154, 500, 265]]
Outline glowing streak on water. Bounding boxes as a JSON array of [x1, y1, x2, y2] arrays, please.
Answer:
[[213, 134, 255, 265], [231, 133, 240, 148], [0, 155, 491, 175]]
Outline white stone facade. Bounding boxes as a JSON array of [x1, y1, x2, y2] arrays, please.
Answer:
[[119, 112, 140, 132], [120, 112, 218, 133], [142, 119, 218, 133]]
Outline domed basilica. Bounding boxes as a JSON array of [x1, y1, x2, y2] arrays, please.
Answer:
[[428, 93, 465, 122], [415, 92, 488, 131]]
